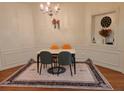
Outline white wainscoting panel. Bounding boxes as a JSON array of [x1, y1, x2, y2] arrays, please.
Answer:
[[0, 51, 2, 71], [119, 51, 124, 73], [0, 48, 35, 71], [75, 48, 88, 62], [80, 47, 122, 72]]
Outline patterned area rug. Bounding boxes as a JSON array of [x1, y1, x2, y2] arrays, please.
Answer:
[[0, 59, 113, 90]]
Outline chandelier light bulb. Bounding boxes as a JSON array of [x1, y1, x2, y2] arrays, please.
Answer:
[[40, 4, 44, 10], [47, 2, 50, 6], [45, 6, 49, 12], [54, 6, 58, 11]]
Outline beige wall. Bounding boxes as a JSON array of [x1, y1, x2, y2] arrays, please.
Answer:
[[0, 3, 35, 70]]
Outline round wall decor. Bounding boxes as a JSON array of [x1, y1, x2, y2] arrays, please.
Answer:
[[101, 16, 112, 28]]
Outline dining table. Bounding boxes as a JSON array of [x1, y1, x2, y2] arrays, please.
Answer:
[[37, 49, 76, 74]]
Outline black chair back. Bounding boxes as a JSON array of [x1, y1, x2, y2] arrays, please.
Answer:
[[58, 51, 72, 65], [40, 51, 52, 64]]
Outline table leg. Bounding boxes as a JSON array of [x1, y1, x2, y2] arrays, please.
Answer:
[[37, 54, 40, 73]]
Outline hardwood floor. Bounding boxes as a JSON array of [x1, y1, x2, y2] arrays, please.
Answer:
[[0, 64, 124, 90]]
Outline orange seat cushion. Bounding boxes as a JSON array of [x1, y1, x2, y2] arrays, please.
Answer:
[[50, 44, 59, 49], [62, 44, 72, 49]]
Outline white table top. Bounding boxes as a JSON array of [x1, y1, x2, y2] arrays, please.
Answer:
[[37, 49, 76, 54]]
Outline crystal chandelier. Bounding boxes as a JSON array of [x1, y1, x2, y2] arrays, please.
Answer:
[[40, 2, 60, 17]]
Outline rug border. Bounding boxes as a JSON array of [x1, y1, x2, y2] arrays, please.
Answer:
[[0, 59, 113, 90], [0, 59, 33, 85], [86, 59, 113, 90]]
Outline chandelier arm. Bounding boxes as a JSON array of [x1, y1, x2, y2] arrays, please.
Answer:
[[40, 2, 60, 16]]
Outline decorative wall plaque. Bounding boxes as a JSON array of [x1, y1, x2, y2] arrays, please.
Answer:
[[101, 16, 112, 28]]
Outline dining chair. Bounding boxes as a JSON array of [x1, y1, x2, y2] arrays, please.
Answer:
[[62, 44, 72, 49], [57, 51, 74, 76], [62, 44, 74, 66], [39, 51, 53, 75]]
